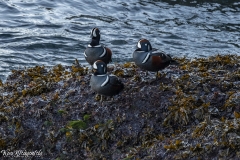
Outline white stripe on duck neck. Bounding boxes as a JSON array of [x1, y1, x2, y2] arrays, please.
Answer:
[[88, 44, 102, 47], [96, 74, 107, 76]]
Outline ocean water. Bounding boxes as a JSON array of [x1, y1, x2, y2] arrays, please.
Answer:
[[0, 0, 239, 80]]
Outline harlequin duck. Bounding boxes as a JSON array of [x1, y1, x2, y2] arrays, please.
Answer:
[[84, 28, 112, 66], [132, 39, 178, 79], [90, 60, 124, 101]]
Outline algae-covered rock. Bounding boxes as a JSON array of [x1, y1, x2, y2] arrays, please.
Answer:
[[0, 55, 240, 159]]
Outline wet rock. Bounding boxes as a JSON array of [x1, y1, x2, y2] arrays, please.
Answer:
[[0, 55, 240, 159]]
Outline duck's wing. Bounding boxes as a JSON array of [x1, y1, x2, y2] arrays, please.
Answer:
[[109, 75, 124, 88], [151, 51, 179, 65], [150, 51, 171, 62]]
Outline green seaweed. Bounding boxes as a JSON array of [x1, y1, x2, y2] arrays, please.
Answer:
[[67, 120, 87, 130]]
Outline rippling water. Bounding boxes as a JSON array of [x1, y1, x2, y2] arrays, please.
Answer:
[[0, 0, 239, 80]]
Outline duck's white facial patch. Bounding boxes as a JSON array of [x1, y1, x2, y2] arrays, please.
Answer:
[[142, 52, 150, 63], [93, 28, 97, 37], [91, 29, 94, 36], [101, 75, 109, 87], [99, 47, 106, 57], [93, 62, 97, 69], [137, 40, 141, 48]]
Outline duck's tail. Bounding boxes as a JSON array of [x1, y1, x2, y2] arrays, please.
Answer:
[[167, 54, 179, 65], [170, 59, 179, 65]]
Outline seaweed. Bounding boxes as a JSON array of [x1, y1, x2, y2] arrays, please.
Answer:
[[0, 55, 240, 159]]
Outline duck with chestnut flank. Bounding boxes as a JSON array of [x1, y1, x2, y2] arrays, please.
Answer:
[[132, 39, 179, 79], [90, 60, 124, 101], [84, 28, 112, 66]]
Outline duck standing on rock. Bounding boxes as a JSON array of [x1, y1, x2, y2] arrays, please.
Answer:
[[90, 60, 124, 102], [132, 39, 179, 79], [84, 28, 112, 66]]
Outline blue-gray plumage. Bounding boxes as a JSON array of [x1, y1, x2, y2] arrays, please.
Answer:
[[132, 39, 179, 78], [90, 60, 124, 100], [84, 28, 112, 65]]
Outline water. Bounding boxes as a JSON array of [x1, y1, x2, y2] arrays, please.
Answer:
[[0, 0, 239, 81]]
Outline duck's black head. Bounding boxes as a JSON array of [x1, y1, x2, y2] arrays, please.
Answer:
[[90, 28, 100, 39], [136, 39, 152, 52], [93, 60, 107, 75], [90, 28, 100, 46]]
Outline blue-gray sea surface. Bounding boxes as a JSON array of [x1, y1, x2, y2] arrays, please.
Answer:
[[0, 0, 239, 81]]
